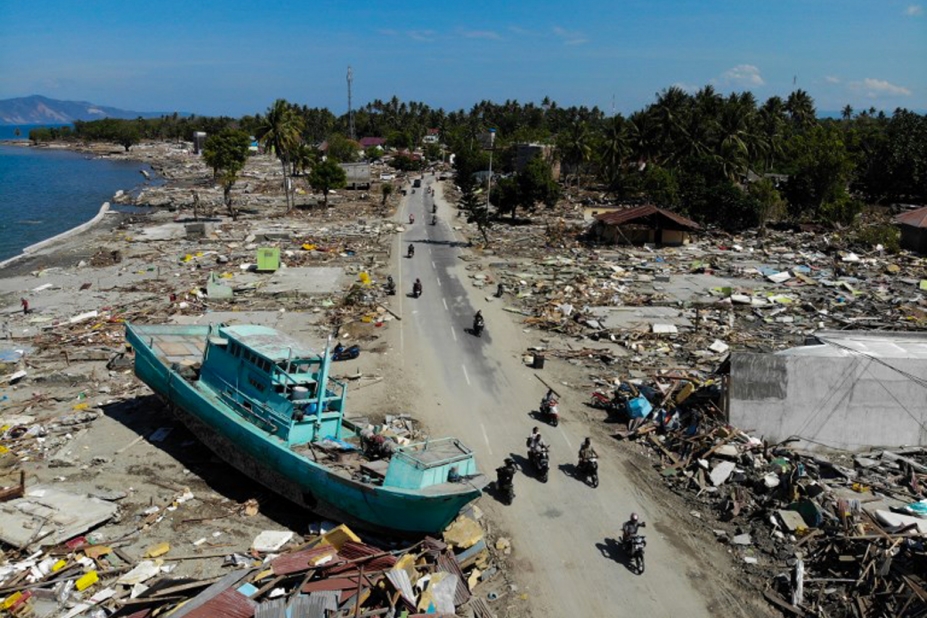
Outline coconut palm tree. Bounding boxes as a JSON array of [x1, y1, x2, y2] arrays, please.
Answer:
[[785, 89, 817, 132], [599, 114, 631, 188], [557, 117, 592, 187], [841, 105, 854, 121], [257, 99, 304, 212]]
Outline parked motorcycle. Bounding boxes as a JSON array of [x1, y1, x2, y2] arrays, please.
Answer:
[[332, 343, 360, 362], [529, 447, 550, 483], [539, 398, 560, 426], [590, 390, 623, 415], [626, 535, 646, 574], [577, 457, 599, 488]]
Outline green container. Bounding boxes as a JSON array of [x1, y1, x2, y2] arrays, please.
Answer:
[[256, 247, 280, 272]]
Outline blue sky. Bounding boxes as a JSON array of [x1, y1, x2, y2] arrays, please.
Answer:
[[1, 0, 924, 118]]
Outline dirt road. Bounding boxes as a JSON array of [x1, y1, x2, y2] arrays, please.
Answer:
[[388, 175, 752, 617]]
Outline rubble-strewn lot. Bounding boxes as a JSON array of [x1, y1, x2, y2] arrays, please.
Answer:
[[0, 142, 924, 616]]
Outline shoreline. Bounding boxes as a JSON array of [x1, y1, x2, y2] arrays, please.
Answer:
[[0, 201, 113, 271], [0, 139, 169, 273]]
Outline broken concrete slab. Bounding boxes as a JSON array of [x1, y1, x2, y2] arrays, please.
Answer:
[[710, 461, 737, 486], [0, 486, 119, 548]]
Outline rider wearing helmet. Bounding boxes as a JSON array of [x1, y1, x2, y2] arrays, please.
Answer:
[[622, 512, 646, 544]]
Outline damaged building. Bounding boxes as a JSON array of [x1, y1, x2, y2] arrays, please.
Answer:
[[729, 330, 927, 451], [589, 204, 700, 246]]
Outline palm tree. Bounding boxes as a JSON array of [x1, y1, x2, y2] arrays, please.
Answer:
[[841, 105, 854, 121], [257, 99, 304, 212], [599, 115, 631, 188], [557, 117, 592, 187], [785, 89, 816, 132]]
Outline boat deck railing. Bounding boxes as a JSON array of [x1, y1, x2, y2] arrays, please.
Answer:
[[208, 373, 291, 435]]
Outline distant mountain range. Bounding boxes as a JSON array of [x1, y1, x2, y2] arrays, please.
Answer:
[[0, 95, 188, 125]]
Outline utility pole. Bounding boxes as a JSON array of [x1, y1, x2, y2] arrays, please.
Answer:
[[347, 66, 355, 141], [486, 128, 496, 210]]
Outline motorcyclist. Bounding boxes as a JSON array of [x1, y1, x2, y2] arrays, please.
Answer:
[[386, 275, 396, 294], [407, 244, 415, 258], [496, 457, 517, 497], [526, 427, 548, 461], [541, 388, 556, 412], [622, 512, 646, 545], [578, 437, 598, 466], [413, 278, 422, 297], [409, 213, 415, 224], [473, 310, 484, 332], [432, 203, 437, 214], [432, 214, 437, 225]]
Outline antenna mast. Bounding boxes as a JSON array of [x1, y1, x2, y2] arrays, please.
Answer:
[[347, 66, 355, 141]]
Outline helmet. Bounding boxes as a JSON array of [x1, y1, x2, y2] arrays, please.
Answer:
[[630, 513, 639, 522], [583, 437, 591, 446]]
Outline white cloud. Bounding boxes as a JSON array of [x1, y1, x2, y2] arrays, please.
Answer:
[[904, 4, 923, 16], [461, 29, 501, 40], [849, 78, 912, 97], [716, 64, 765, 87], [824, 75, 841, 84], [552, 26, 588, 45], [406, 30, 436, 43]]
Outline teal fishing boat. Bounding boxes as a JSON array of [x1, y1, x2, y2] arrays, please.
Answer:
[[125, 323, 487, 535]]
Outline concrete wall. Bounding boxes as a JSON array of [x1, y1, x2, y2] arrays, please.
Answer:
[[590, 222, 690, 246], [730, 352, 927, 451]]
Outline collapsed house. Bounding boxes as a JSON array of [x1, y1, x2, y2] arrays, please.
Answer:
[[729, 330, 927, 451]]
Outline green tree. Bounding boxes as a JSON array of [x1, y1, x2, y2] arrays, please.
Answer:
[[202, 129, 250, 219], [326, 134, 360, 162], [380, 183, 393, 205], [785, 89, 817, 132], [517, 155, 561, 212], [308, 158, 347, 207], [257, 99, 304, 212], [784, 125, 856, 221], [748, 177, 786, 235], [116, 122, 141, 151], [461, 183, 493, 244]]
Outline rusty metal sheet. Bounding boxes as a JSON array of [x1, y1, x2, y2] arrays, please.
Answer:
[[185, 589, 256, 618], [271, 546, 336, 575], [437, 552, 471, 606]]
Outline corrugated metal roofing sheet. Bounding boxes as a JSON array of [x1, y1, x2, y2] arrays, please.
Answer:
[[271, 546, 337, 575], [893, 206, 927, 228], [594, 204, 701, 230], [184, 589, 256, 618], [437, 552, 471, 606]]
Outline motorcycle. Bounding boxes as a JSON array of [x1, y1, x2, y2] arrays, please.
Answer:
[[590, 390, 623, 415], [407, 244, 415, 258], [385, 277, 396, 296], [539, 398, 560, 426], [412, 281, 422, 298], [578, 457, 599, 488], [529, 447, 550, 483], [432, 204, 437, 214], [332, 343, 360, 361], [431, 215, 437, 225], [626, 534, 646, 574], [496, 464, 516, 505], [472, 316, 484, 337]]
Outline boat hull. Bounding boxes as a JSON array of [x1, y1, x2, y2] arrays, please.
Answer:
[[127, 325, 482, 535]]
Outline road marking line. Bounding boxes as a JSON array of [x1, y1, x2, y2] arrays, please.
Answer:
[[442, 298, 448, 311], [481, 423, 493, 454], [462, 364, 471, 385], [431, 260, 436, 269], [436, 277, 441, 287], [451, 326, 457, 341], [560, 429, 572, 449]]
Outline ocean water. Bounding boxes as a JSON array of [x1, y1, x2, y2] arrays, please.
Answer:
[[0, 128, 156, 262]]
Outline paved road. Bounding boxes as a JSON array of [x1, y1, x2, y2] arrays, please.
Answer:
[[392, 176, 724, 616]]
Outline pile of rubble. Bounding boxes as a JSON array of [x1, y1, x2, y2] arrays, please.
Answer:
[[598, 374, 926, 617], [0, 512, 509, 617]]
